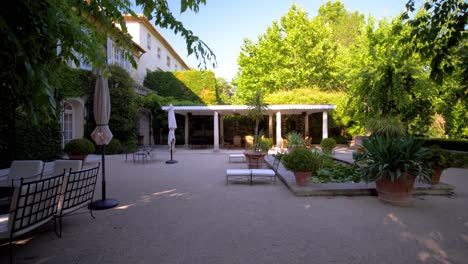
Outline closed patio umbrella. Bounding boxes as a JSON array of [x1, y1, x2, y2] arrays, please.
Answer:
[[166, 104, 178, 164], [89, 68, 119, 210]]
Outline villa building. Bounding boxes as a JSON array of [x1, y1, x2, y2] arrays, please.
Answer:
[[61, 15, 190, 147]]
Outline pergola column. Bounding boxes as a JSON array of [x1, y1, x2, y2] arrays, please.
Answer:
[[268, 114, 273, 139], [220, 115, 224, 147], [184, 114, 189, 148], [322, 111, 328, 139], [276, 111, 282, 148], [214, 111, 219, 151], [304, 112, 309, 137]]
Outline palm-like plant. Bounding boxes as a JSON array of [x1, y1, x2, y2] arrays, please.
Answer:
[[246, 89, 268, 152], [359, 136, 432, 183]]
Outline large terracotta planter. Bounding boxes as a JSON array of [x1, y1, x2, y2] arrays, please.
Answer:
[[431, 168, 443, 184], [244, 151, 266, 169], [375, 174, 415, 206], [294, 171, 311, 186]]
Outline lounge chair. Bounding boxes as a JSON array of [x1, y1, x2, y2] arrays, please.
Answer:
[[226, 155, 282, 185], [0, 173, 65, 263]]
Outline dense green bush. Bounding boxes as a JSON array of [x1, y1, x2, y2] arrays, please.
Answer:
[[282, 148, 333, 174], [144, 70, 217, 104], [64, 138, 95, 155], [14, 113, 62, 162], [85, 65, 138, 145], [56, 65, 94, 99], [320, 138, 337, 155], [416, 138, 468, 152]]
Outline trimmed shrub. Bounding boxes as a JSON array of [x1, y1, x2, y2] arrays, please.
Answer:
[[64, 138, 95, 155], [96, 138, 122, 154], [320, 138, 337, 155], [416, 138, 468, 151]]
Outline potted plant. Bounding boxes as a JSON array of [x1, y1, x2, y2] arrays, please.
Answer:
[[358, 136, 431, 206], [426, 145, 451, 184], [285, 131, 305, 150], [244, 89, 269, 168], [64, 138, 96, 160], [282, 147, 322, 186], [320, 138, 337, 156]]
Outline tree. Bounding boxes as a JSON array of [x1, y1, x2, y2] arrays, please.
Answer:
[[246, 90, 268, 152], [235, 4, 341, 100]]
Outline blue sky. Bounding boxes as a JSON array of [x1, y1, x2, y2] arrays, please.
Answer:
[[139, 0, 410, 81]]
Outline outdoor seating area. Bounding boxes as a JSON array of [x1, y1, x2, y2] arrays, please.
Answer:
[[0, 162, 100, 262], [131, 146, 156, 164], [0, 150, 466, 263]]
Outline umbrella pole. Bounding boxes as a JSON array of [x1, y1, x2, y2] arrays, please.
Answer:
[[102, 146, 106, 200], [89, 145, 119, 210], [165, 139, 178, 164]]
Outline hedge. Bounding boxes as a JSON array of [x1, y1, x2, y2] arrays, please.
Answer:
[[416, 138, 468, 152], [144, 70, 217, 104]]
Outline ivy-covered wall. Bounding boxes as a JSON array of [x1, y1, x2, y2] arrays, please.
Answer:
[[144, 70, 217, 105], [84, 65, 139, 149]]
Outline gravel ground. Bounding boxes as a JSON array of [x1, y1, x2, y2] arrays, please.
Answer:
[[1, 150, 467, 264]]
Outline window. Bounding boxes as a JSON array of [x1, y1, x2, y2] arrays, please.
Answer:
[[62, 102, 74, 145], [175, 64, 178, 71], [147, 33, 151, 50], [166, 56, 171, 67], [157, 47, 161, 58], [113, 44, 119, 62]]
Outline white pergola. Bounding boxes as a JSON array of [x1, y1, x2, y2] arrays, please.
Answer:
[[161, 104, 336, 151]]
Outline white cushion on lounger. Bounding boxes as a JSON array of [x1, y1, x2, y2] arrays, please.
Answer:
[[251, 169, 275, 177], [226, 169, 251, 176]]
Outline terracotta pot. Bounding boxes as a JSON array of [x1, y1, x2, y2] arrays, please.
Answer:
[[294, 171, 311, 186], [68, 154, 87, 161], [375, 174, 415, 206], [244, 151, 266, 169], [431, 168, 443, 184]]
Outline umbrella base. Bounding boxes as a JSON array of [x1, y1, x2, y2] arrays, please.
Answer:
[[165, 160, 178, 164], [88, 199, 119, 210]]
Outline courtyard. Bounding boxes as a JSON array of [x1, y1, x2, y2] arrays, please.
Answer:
[[1, 149, 467, 264]]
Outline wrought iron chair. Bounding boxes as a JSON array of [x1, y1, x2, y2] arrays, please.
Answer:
[[0, 173, 65, 263], [56, 164, 100, 236]]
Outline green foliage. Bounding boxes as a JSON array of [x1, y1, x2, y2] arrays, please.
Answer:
[[109, 65, 138, 144], [366, 116, 407, 139], [320, 138, 337, 155], [64, 138, 95, 155], [246, 90, 269, 151], [105, 139, 122, 155], [282, 147, 317, 172], [282, 148, 333, 174], [14, 113, 62, 162], [215, 77, 234, 104], [56, 66, 95, 99], [357, 136, 432, 183], [0, 0, 214, 165], [426, 145, 451, 169], [286, 132, 305, 149], [316, 163, 361, 183], [144, 70, 217, 104], [402, 0, 468, 83]]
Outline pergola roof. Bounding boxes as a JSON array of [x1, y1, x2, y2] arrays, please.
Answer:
[[162, 104, 336, 115]]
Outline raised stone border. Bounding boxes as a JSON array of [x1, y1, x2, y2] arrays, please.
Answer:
[[265, 155, 455, 197]]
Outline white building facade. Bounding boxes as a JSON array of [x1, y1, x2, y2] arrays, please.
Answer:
[[61, 15, 190, 147]]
